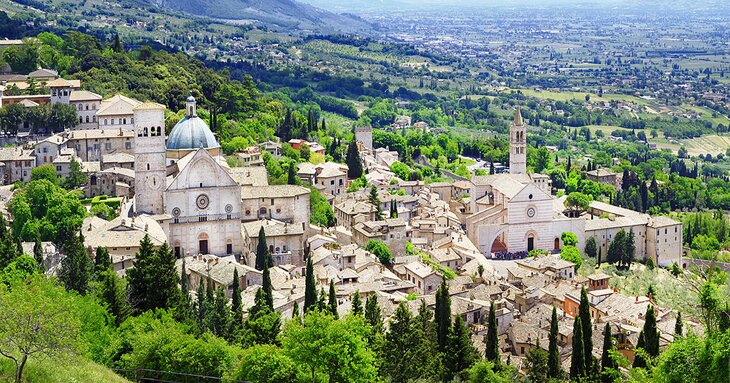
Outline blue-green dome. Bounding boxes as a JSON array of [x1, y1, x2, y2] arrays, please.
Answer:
[[166, 115, 219, 150]]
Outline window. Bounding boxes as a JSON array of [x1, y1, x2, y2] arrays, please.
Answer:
[[270, 198, 274, 205], [125, 142, 132, 150], [104, 119, 108, 125], [198, 216, 208, 222], [56, 166, 61, 172], [226, 244, 233, 255], [85, 104, 89, 110], [105, 143, 111, 150], [330, 180, 335, 185]]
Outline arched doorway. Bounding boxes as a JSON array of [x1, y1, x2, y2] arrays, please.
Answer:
[[527, 234, 535, 252], [554, 238, 560, 251], [198, 232, 209, 255]]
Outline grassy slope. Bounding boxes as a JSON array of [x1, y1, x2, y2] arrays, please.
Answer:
[[0, 356, 129, 383]]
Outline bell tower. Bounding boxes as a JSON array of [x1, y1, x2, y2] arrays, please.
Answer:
[[133, 102, 167, 215], [509, 107, 527, 174]]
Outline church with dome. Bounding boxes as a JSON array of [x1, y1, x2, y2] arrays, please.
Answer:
[[132, 95, 242, 258]]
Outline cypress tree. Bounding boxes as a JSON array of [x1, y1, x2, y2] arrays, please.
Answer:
[[351, 290, 363, 316], [292, 301, 300, 320], [675, 312, 683, 336], [365, 295, 383, 334], [33, 235, 44, 270], [287, 162, 298, 185], [382, 303, 417, 383], [601, 323, 616, 383], [59, 232, 91, 295], [445, 316, 479, 382], [525, 339, 549, 383], [485, 301, 500, 363], [317, 287, 327, 312], [255, 226, 269, 270], [262, 261, 274, 310], [328, 279, 338, 318], [304, 255, 317, 313], [196, 281, 208, 331], [206, 274, 214, 303], [633, 330, 647, 368], [570, 316, 586, 379], [642, 305, 659, 358], [231, 268, 242, 321], [173, 257, 195, 324], [548, 306, 562, 378], [210, 287, 230, 337], [94, 246, 112, 275], [434, 278, 451, 351], [127, 238, 179, 313], [579, 286, 593, 371], [346, 141, 363, 178], [99, 268, 130, 326]]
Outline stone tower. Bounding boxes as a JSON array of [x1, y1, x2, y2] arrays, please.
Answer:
[[354, 125, 373, 152], [133, 102, 167, 215], [509, 107, 527, 174]]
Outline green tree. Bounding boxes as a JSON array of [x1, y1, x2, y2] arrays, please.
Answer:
[[642, 305, 660, 358], [364, 295, 383, 336], [600, 322, 616, 383], [282, 310, 377, 383], [435, 278, 451, 351], [0, 274, 81, 383], [287, 161, 299, 185], [565, 192, 592, 216], [209, 287, 230, 338], [579, 286, 593, 371], [58, 232, 91, 295], [310, 188, 336, 227], [346, 141, 363, 179], [485, 302, 500, 363], [304, 255, 317, 313], [262, 261, 274, 311], [561, 231, 579, 247], [95, 267, 130, 326], [62, 157, 87, 189], [369, 185, 383, 220], [231, 268, 243, 331], [570, 316, 586, 379], [607, 229, 626, 265], [585, 236, 598, 258], [328, 279, 338, 318], [675, 312, 683, 337], [560, 245, 583, 270], [445, 316, 479, 382], [525, 339, 549, 383], [548, 306, 562, 379], [2, 39, 40, 73], [351, 291, 363, 316], [230, 344, 300, 383], [93, 246, 111, 276], [382, 302, 418, 383], [255, 226, 270, 271], [365, 240, 392, 264], [32, 235, 43, 271], [31, 165, 58, 184], [126, 237, 179, 313], [633, 330, 647, 368], [243, 288, 281, 346]]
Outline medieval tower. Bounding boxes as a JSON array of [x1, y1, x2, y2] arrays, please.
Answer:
[[509, 107, 527, 174], [133, 102, 167, 215]]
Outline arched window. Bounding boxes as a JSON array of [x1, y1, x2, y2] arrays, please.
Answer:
[[85, 116, 89, 123], [146, 163, 150, 170], [143, 127, 148, 137]]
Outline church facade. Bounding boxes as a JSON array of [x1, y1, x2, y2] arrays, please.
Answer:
[[132, 96, 249, 258], [465, 109, 682, 267]]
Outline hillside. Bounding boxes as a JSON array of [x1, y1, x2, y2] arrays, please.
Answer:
[[0, 357, 130, 383], [150, 0, 371, 33]]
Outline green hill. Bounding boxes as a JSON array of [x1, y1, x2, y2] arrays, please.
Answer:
[[149, 0, 372, 32], [0, 357, 129, 383]]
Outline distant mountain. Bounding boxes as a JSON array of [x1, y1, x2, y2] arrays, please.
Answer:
[[149, 0, 372, 33]]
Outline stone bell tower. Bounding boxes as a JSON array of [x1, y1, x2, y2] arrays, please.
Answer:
[[133, 102, 166, 215], [510, 107, 527, 175]]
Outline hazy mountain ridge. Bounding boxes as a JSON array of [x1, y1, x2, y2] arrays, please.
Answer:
[[150, 0, 372, 33]]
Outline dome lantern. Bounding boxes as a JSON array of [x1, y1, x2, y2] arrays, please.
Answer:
[[186, 94, 197, 117]]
